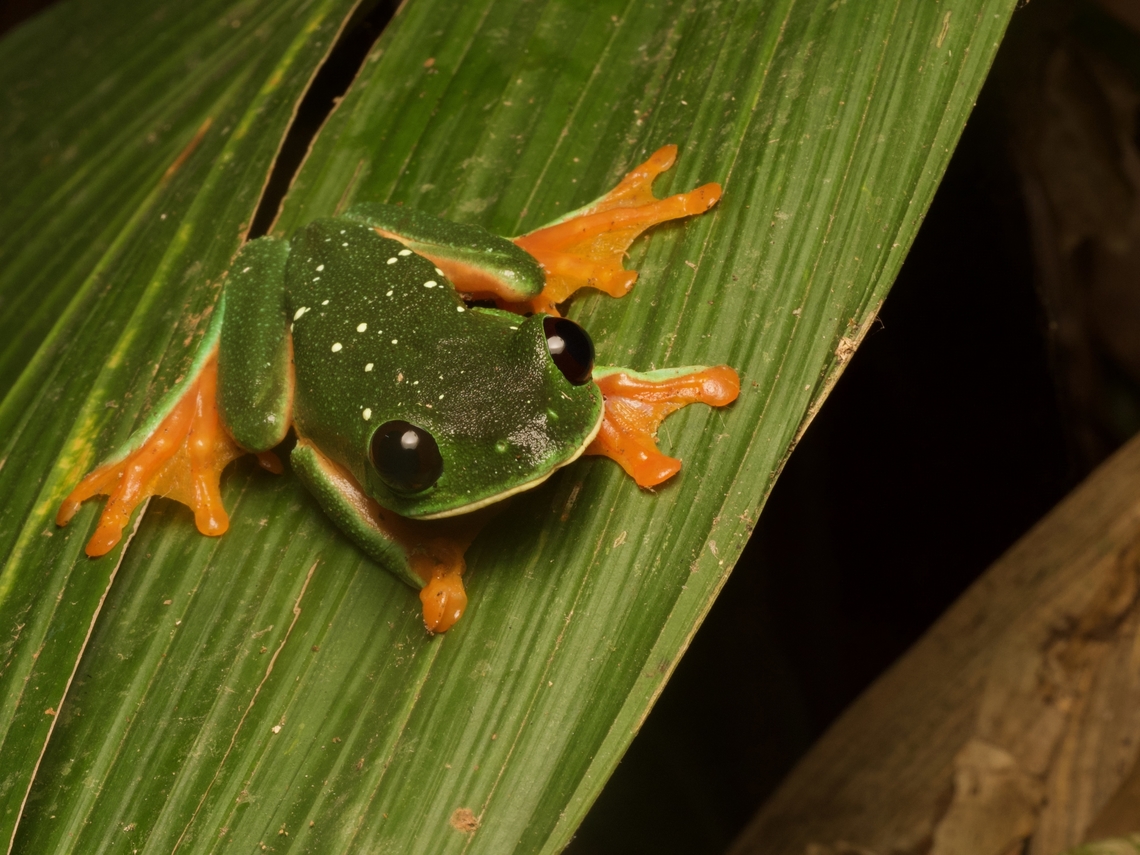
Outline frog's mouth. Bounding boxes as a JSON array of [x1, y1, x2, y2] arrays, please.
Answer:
[[413, 406, 604, 520]]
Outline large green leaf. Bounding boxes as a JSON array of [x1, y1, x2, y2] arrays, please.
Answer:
[[0, 0, 361, 844], [0, 0, 1016, 852]]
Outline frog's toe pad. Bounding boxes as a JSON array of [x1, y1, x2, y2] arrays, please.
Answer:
[[420, 571, 468, 633], [586, 365, 739, 488], [56, 355, 245, 556]]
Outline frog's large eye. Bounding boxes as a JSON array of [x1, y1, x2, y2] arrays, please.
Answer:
[[543, 317, 594, 386], [370, 420, 443, 494]]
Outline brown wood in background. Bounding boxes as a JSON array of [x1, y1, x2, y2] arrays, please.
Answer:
[[730, 431, 1140, 855]]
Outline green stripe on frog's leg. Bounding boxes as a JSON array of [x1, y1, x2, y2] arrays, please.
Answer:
[[343, 202, 544, 302], [217, 236, 294, 452], [592, 365, 729, 383]]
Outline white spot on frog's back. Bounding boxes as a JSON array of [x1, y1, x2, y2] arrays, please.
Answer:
[[363, 408, 372, 420], [424, 281, 437, 289], [391, 339, 398, 345], [435, 267, 444, 276], [293, 307, 309, 320], [398, 249, 412, 257], [331, 342, 343, 352], [365, 363, 374, 372], [387, 257, 398, 265], [316, 264, 325, 271], [357, 322, 367, 332], [322, 299, 329, 305], [456, 305, 465, 312]]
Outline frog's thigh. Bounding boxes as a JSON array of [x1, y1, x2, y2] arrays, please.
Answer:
[[291, 440, 424, 589], [343, 202, 544, 303], [217, 236, 294, 451]]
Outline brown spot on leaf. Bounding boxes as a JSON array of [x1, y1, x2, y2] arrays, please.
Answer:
[[835, 336, 858, 362], [449, 807, 480, 834]]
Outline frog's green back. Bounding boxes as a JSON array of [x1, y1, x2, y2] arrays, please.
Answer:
[[286, 219, 602, 518]]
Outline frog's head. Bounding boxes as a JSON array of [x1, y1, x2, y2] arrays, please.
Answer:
[[361, 313, 604, 518]]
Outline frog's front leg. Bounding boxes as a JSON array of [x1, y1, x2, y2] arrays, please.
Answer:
[[587, 365, 741, 487], [57, 237, 293, 556], [290, 440, 489, 633]]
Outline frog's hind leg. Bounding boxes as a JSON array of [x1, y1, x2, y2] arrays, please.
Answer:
[[56, 354, 249, 556], [341, 202, 546, 306], [57, 236, 292, 557], [291, 439, 492, 633], [587, 364, 740, 488], [513, 146, 721, 315]]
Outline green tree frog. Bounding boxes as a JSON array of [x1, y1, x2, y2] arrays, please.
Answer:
[[57, 146, 739, 632]]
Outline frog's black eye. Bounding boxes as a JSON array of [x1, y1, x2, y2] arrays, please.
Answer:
[[370, 420, 443, 494], [543, 317, 594, 386]]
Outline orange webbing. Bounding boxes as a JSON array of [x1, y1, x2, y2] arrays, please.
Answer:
[[586, 366, 740, 488], [57, 355, 247, 556], [513, 145, 721, 314]]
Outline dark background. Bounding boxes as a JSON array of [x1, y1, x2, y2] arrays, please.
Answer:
[[4, 1, 1138, 852], [571, 1, 1140, 852]]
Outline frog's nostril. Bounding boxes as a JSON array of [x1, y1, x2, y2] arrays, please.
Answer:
[[370, 420, 443, 493], [543, 317, 594, 386]]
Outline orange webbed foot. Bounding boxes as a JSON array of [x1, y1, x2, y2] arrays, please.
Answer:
[[512, 145, 721, 314], [587, 365, 740, 488], [407, 510, 496, 633], [56, 354, 247, 556]]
